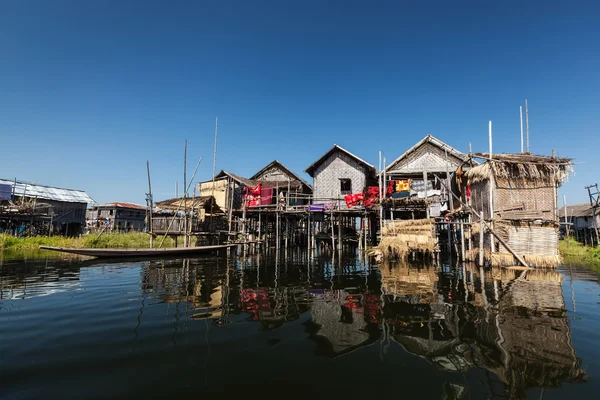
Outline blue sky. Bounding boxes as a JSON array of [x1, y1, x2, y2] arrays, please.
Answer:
[[1, 0, 598, 205]]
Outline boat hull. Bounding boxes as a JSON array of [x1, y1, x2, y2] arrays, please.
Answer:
[[39, 244, 237, 258]]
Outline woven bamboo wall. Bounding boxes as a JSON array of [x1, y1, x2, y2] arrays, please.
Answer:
[[506, 225, 558, 256], [494, 181, 555, 221], [312, 152, 370, 207], [470, 180, 491, 220]]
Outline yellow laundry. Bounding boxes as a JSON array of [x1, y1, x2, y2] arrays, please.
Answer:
[[395, 179, 410, 192]]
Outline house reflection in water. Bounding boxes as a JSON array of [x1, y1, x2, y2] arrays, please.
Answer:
[[380, 262, 587, 397], [135, 253, 586, 397]]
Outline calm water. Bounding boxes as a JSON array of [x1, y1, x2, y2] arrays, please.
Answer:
[[1, 250, 599, 399]]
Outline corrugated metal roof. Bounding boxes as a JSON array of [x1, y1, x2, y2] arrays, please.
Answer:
[[98, 202, 147, 210], [558, 204, 596, 218], [0, 178, 95, 204]]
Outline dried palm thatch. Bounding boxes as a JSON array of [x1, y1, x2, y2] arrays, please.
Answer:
[[465, 249, 562, 267], [466, 153, 572, 187]]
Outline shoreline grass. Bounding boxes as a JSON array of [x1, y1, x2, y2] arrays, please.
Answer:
[[559, 238, 600, 267], [0, 232, 181, 251]]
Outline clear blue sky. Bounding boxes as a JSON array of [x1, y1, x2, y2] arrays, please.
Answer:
[[1, 0, 598, 205]]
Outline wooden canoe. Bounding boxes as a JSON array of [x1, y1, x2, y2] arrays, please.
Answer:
[[39, 244, 238, 258]]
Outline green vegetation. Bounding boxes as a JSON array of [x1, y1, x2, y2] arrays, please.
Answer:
[[559, 237, 600, 267], [0, 232, 187, 251]]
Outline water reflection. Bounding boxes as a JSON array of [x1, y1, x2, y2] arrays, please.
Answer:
[[0, 251, 590, 397]]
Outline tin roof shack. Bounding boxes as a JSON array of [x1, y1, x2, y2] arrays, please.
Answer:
[[383, 135, 471, 219], [0, 178, 94, 236], [87, 202, 147, 232], [465, 153, 572, 267], [305, 144, 377, 210], [558, 203, 600, 246]]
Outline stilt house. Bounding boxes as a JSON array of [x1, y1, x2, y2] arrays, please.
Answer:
[[559, 203, 600, 246], [465, 153, 572, 267], [197, 160, 312, 213], [86, 202, 147, 231], [383, 135, 471, 218], [305, 144, 377, 209], [0, 178, 95, 236]]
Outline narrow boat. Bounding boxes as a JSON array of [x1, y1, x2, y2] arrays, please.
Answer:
[[39, 243, 238, 258]]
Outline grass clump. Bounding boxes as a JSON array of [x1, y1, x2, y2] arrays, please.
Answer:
[[559, 237, 600, 267], [0, 232, 186, 251]]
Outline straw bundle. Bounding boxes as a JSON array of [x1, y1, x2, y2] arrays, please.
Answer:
[[382, 218, 435, 236], [378, 234, 436, 259]]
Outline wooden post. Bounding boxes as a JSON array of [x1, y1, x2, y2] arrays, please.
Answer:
[[520, 106, 524, 153], [489, 176, 495, 253], [379, 151, 383, 238], [307, 213, 311, 249], [285, 216, 289, 248], [183, 140, 188, 247], [276, 209, 280, 249], [228, 178, 235, 240], [338, 214, 343, 253], [479, 219, 484, 266], [460, 221, 466, 261], [364, 214, 368, 249], [447, 220, 452, 258], [210, 117, 218, 233], [489, 123, 495, 254], [525, 99, 530, 153], [423, 166, 429, 218], [330, 212, 335, 252], [258, 211, 262, 247], [563, 194, 569, 237], [358, 216, 363, 252], [242, 200, 247, 244], [445, 149, 454, 211]]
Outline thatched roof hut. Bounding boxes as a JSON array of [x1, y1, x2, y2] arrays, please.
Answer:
[[464, 153, 572, 267]]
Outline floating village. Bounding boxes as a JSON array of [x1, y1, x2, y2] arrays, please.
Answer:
[[1, 118, 598, 267], [1, 119, 597, 397]]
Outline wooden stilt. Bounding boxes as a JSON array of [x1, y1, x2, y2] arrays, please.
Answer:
[[460, 221, 465, 261], [479, 219, 484, 266]]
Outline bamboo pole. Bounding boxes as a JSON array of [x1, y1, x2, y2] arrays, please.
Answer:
[[337, 214, 342, 253], [330, 211, 335, 252], [460, 221, 465, 261], [489, 122, 495, 253], [158, 156, 203, 248], [210, 116, 218, 233], [146, 160, 153, 248], [525, 99, 530, 153], [183, 140, 188, 247], [520, 106, 524, 153], [379, 151, 383, 240], [479, 219, 484, 266], [423, 165, 429, 218]]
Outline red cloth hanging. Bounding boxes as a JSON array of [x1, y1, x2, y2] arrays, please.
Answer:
[[466, 184, 471, 201], [344, 193, 363, 208], [386, 180, 394, 196], [260, 186, 273, 205], [243, 183, 262, 207], [367, 186, 380, 196]]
